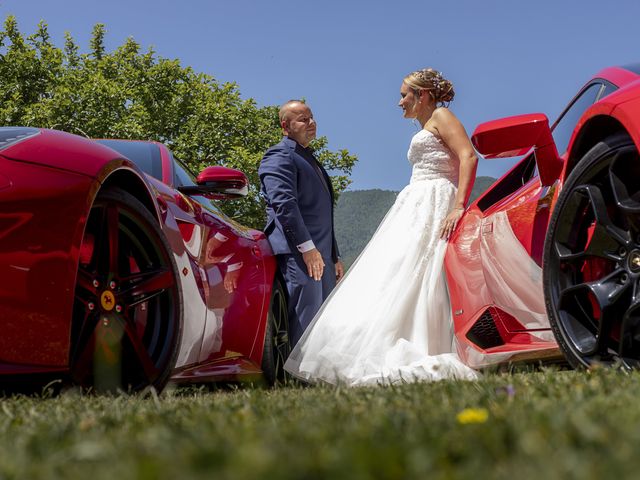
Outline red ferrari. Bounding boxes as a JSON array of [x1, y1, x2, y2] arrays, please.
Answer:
[[0, 131, 288, 392], [446, 64, 640, 370]]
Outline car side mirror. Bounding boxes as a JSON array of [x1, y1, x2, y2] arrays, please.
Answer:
[[178, 166, 249, 199], [472, 113, 563, 187]]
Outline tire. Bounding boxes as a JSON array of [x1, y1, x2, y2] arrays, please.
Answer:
[[543, 132, 640, 368], [71, 186, 182, 392], [261, 280, 290, 386]]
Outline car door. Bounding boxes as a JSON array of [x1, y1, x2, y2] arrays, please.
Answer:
[[479, 82, 606, 332], [171, 156, 267, 370]]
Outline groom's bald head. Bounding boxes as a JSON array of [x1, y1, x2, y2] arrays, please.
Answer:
[[279, 100, 306, 123], [279, 100, 317, 147]]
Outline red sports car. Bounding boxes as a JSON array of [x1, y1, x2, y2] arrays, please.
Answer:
[[446, 64, 640, 370], [0, 131, 288, 392]]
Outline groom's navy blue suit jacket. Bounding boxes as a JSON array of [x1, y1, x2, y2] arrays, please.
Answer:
[[259, 136, 339, 263]]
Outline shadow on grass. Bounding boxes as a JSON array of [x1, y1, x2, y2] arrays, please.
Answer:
[[167, 374, 311, 397], [480, 358, 571, 375], [0, 373, 68, 398]]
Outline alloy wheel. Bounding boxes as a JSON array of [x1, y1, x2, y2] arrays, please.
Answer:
[[545, 134, 640, 367], [72, 187, 181, 391]]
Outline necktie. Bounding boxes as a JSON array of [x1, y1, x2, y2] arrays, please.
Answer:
[[304, 148, 330, 193]]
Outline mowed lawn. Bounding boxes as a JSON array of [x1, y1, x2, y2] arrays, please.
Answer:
[[1, 368, 639, 479]]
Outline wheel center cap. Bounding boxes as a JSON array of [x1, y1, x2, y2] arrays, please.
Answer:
[[100, 290, 116, 311], [629, 251, 640, 273]]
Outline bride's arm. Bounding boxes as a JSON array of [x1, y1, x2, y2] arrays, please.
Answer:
[[430, 108, 478, 239]]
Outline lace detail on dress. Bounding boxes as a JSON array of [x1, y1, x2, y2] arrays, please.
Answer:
[[408, 129, 459, 184]]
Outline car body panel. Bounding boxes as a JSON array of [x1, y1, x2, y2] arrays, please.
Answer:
[[0, 154, 94, 368], [3, 129, 126, 177]]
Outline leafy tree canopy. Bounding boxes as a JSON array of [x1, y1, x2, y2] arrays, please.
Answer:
[[0, 16, 357, 227]]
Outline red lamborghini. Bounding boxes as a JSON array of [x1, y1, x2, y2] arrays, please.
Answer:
[[446, 64, 640, 370], [0, 131, 288, 392]]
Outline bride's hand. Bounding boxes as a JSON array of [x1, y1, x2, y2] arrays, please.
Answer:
[[440, 207, 465, 239]]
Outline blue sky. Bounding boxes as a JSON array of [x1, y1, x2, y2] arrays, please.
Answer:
[[2, 0, 640, 190]]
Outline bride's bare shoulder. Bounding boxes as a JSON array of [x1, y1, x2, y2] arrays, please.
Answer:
[[432, 107, 456, 120], [432, 107, 464, 129]]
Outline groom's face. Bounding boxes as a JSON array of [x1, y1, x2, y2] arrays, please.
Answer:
[[282, 103, 317, 147]]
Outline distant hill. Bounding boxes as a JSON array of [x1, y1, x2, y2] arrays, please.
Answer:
[[335, 176, 497, 268]]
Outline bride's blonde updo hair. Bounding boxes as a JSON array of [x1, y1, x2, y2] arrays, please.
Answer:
[[404, 68, 455, 105]]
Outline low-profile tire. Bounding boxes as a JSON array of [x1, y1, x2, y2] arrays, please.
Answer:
[[261, 280, 290, 386], [71, 186, 182, 392], [543, 132, 640, 369]]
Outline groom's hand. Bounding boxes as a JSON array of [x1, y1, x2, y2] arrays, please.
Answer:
[[303, 248, 325, 281], [335, 260, 345, 283]]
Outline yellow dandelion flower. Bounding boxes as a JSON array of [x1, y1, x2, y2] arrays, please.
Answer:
[[456, 408, 489, 424]]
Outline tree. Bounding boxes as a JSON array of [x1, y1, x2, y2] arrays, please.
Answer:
[[0, 16, 357, 227]]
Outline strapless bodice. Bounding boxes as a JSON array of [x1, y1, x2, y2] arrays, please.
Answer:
[[407, 129, 459, 184]]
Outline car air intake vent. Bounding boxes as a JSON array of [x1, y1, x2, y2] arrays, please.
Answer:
[[0, 127, 40, 149], [466, 309, 504, 349]]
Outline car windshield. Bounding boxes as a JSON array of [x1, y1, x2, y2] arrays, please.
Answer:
[[96, 140, 163, 181], [171, 153, 226, 216], [0, 127, 40, 149], [172, 153, 198, 188]]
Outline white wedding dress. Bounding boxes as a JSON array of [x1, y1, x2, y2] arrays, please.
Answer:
[[284, 129, 479, 386]]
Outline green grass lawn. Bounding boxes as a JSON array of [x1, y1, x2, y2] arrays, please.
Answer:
[[1, 368, 639, 479]]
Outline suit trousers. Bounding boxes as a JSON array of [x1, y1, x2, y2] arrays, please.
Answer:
[[277, 253, 336, 347]]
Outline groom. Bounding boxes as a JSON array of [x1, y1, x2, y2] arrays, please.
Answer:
[[258, 100, 344, 346]]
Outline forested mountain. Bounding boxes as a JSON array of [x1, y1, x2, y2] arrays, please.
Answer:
[[334, 176, 497, 267]]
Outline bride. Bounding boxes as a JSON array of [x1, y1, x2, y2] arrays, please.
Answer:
[[284, 68, 479, 386]]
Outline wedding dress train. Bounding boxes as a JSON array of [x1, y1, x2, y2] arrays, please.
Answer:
[[284, 129, 479, 386]]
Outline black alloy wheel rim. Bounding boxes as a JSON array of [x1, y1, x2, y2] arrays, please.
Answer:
[[270, 285, 290, 381], [72, 197, 179, 391], [549, 144, 640, 366]]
